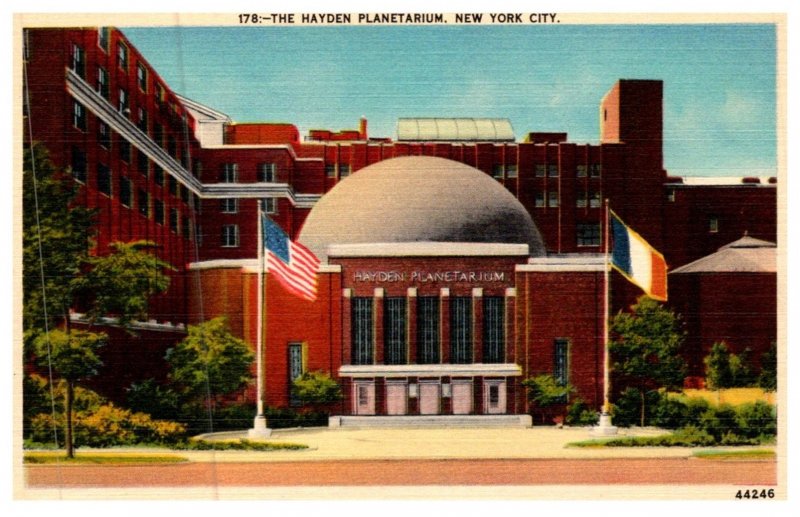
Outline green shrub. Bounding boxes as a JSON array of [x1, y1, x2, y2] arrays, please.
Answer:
[[125, 378, 180, 421], [700, 404, 742, 441], [736, 401, 777, 439], [565, 398, 599, 426], [611, 388, 661, 427]]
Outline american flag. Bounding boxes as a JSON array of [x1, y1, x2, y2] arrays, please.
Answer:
[[263, 214, 320, 301]]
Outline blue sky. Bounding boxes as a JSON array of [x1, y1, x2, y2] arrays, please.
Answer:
[[123, 24, 777, 177]]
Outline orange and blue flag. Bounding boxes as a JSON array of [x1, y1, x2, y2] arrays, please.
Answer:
[[610, 212, 668, 301]]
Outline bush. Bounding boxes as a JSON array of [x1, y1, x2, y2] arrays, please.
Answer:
[[758, 343, 777, 392], [611, 388, 661, 427], [699, 404, 742, 441], [650, 394, 712, 430], [736, 401, 777, 439], [125, 378, 180, 421], [565, 398, 599, 426]]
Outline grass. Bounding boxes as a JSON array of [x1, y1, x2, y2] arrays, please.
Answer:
[[692, 449, 776, 460], [24, 452, 188, 464]]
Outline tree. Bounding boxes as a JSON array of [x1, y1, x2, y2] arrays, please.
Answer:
[[74, 240, 173, 328], [522, 374, 574, 425], [705, 342, 756, 389], [758, 343, 777, 392], [291, 371, 343, 413], [610, 296, 687, 427], [166, 317, 254, 412], [22, 142, 95, 332], [32, 329, 106, 458]]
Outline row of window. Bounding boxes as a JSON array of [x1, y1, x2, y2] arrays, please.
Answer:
[[220, 198, 277, 215], [351, 296, 507, 366], [219, 163, 277, 183], [492, 163, 602, 180]]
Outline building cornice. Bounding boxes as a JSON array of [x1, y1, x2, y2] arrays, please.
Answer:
[[338, 363, 523, 378], [328, 242, 530, 258]]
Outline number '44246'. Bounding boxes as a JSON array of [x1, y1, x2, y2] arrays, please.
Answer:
[[735, 488, 775, 499]]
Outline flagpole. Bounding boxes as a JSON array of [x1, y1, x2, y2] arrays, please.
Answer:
[[249, 200, 271, 439], [592, 199, 617, 436]]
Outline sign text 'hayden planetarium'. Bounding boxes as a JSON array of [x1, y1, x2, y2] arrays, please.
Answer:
[[352, 270, 507, 283]]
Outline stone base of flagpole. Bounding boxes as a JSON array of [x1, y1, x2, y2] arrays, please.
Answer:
[[590, 412, 618, 436], [247, 415, 272, 440]]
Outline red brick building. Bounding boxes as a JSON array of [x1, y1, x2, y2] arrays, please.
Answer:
[[22, 27, 778, 417]]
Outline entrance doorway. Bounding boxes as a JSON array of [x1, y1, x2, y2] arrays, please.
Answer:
[[353, 381, 375, 415], [418, 381, 441, 415]]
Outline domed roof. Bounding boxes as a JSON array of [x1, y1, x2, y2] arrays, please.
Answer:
[[298, 156, 546, 262]]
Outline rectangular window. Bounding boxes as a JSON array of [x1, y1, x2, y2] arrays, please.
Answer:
[[153, 123, 163, 147], [667, 189, 676, 203], [137, 107, 148, 133], [384, 297, 407, 365], [71, 147, 87, 183], [488, 385, 500, 408], [180, 185, 189, 204], [325, 164, 337, 178], [153, 165, 164, 186], [506, 164, 518, 178], [119, 176, 132, 207], [576, 222, 601, 247], [288, 343, 305, 407], [576, 191, 587, 208], [168, 175, 178, 196], [155, 82, 166, 106], [259, 163, 276, 182], [589, 191, 602, 208], [221, 163, 238, 183], [554, 338, 570, 395], [119, 138, 131, 163], [534, 191, 545, 208], [169, 208, 179, 233], [535, 164, 546, 177], [339, 164, 351, 177], [352, 297, 373, 365], [548, 164, 559, 177], [450, 297, 473, 364], [220, 198, 238, 214], [576, 165, 587, 178], [138, 189, 149, 217], [492, 164, 504, 179], [221, 224, 239, 247], [98, 121, 111, 149], [70, 44, 85, 78], [154, 199, 165, 225], [97, 164, 111, 196], [118, 88, 128, 115], [96, 67, 109, 99], [483, 297, 505, 363], [182, 217, 192, 240], [117, 42, 128, 70], [98, 27, 110, 52], [417, 297, 440, 364], [709, 216, 719, 234], [548, 191, 559, 208], [590, 163, 602, 178], [167, 135, 177, 158], [137, 63, 147, 92], [263, 198, 278, 214], [137, 150, 149, 177], [73, 101, 86, 131]]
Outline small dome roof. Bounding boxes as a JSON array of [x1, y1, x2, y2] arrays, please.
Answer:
[[298, 156, 546, 262]]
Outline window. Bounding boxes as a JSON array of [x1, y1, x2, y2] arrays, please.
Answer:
[[70, 44, 85, 78], [97, 164, 111, 196], [483, 297, 505, 363], [138, 190, 149, 217], [98, 27, 110, 52], [119, 138, 131, 163], [450, 297, 473, 364], [154, 83, 166, 106], [548, 191, 559, 208], [119, 176, 132, 207], [193, 161, 203, 178], [117, 42, 128, 70], [118, 88, 128, 115], [506, 164, 518, 178], [535, 164, 546, 177], [352, 297, 373, 365], [182, 217, 192, 240], [384, 298, 407, 365], [153, 164, 164, 186], [576, 222, 601, 247], [259, 163, 276, 182], [325, 164, 336, 178], [576, 165, 587, 178], [220, 198, 238, 214], [589, 191, 602, 208], [168, 175, 178, 196], [193, 194, 201, 212], [167, 135, 177, 158], [73, 101, 86, 131], [576, 191, 587, 208], [492, 164, 504, 179], [288, 343, 305, 407], [709, 216, 719, 234], [180, 185, 189, 204], [417, 297, 440, 364], [590, 163, 602, 178], [169, 208, 179, 233], [488, 385, 500, 408], [221, 224, 239, 247], [71, 147, 87, 183], [548, 164, 559, 177], [137, 107, 148, 133], [221, 163, 238, 183], [96, 67, 109, 99], [98, 121, 111, 149], [339, 164, 351, 177], [137, 63, 147, 92], [667, 189, 676, 203], [153, 123, 163, 147], [534, 191, 545, 208], [263, 198, 277, 214], [137, 150, 149, 177], [154, 199, 165, 225], [554, 339, 570, 401]]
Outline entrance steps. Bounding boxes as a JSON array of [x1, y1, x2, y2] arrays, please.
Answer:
[[329, 414, 532, 428]]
